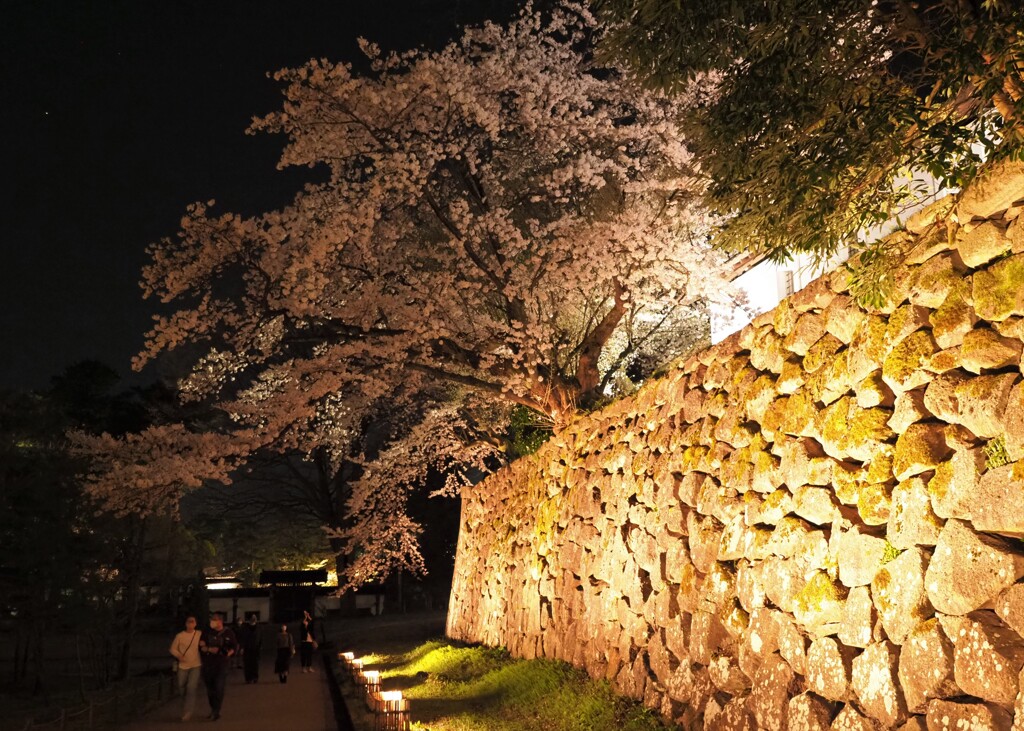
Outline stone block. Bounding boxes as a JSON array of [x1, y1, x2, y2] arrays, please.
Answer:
[[736, 559, 768, 613], [924, 370, 970, 424], [826, 295, 868, 344], [762, 556, 806, 614], [851, 640, 909, 727], [788, 692, 836, 731], [858, 482, 894, 526], [907, 255, 964, 309], [709, 652, 751, 694], [839, 585, 877, 648], [690, 610, 730, 666], [924, 346, 965, 374], [994, 583, 1024, 639], [956, 157, 1024, 222], [793, 486, 842, 526], [786, 312, 828, 356], [778, 612, 810, 676], [960, 327, 1023, 373], [953, 615, 1024, 708], [971, 463, 1024, 537], [795, 571, 848, 638], [807, 636, 855, 701], [973, 253, 1024, 322], [1004, 380, 1024, 461], [778, 357, 807, 395], [957, 220, 1013, 268], [805, 333, 845, 374], [688, 514, 723, 573], [767, 516, 816, 558], [888, 304, 936, 347], [748, 654, 796, 731], [747, 488, 794, 526], [925, 519, 1024, 616], [889, 388, 932, 433], [894, 422, 953, 481], [925, 698, 1013, 731], [750, 327, 789, 374], [907, 196, 954, 235], [716, 695, 756, 731], [838, 528, 888, 588], [887, 477, 943, 549], [872, 547, 935, 645], [817, 396, 895, 463], [931, 279, 978, 349], [831, 703, 880, 730], [856, 371, 896, 409], [955, 372, 1017, 439], [927, 446, 985, 520], [883, 330, 939, 392], [898, 618, 958, 713]]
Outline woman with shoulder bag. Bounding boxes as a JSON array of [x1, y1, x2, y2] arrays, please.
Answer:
[[169, 616, 202, 721]]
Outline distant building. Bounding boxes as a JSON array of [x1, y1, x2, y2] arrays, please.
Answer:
[[204, 569, 386, 622], [711, 171, 949, 343]]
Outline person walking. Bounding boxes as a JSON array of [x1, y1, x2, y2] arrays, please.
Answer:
[[299, 610, 317, 673], [199, 612, 238, 721], [231, 617, 245, 669], [169, 616, 202, 722], [239, 615, 262, 684], [274, 624, 295, 683]]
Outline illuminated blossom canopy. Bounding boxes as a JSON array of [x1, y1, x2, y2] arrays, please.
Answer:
[[77, 3, 739, 586]]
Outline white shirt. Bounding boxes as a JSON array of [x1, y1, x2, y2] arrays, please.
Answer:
[[170, 630, 202, 670]]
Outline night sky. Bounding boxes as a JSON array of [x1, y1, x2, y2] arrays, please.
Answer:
[[1, 0, 519, 392]]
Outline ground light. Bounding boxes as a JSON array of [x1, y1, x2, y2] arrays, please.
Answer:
[[370, 690, 410, 731], [360, 669, 382, 701]]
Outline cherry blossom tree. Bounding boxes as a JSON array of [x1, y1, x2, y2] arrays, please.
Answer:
[[137, 2, 736, 426], [78, 3, 740, 589]]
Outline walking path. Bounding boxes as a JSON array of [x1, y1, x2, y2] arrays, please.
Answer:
[[118, 645, 335, 731]]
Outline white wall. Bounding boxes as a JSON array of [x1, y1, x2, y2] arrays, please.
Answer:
[[710, 171, 949, 343]]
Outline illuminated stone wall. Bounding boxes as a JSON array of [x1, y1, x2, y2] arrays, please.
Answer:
[[446, 160, 1024, 730]]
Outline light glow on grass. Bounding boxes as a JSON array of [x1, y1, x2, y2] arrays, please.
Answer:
[[373, 640, 672, 731]]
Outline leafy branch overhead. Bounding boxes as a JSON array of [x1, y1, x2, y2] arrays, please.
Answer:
[[597, 0, 1024, 262]]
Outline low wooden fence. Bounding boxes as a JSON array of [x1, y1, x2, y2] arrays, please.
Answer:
[[12, 674, 177, 731]]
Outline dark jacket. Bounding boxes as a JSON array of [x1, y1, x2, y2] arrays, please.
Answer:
[[200, 627, 239, 672]]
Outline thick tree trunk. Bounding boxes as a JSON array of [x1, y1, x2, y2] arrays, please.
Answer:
[[117, 517, 147, 680], [330, 536, 358, 615]]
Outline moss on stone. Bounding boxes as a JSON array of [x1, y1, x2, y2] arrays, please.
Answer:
[[763, 488, 791, 510], [804, 333, 844, 373], [929, 279, 976, 347], [928, 460, 953, 502], [858, 482, 893, 525], [865, 448, 895, 484], [782, 391, 818, 437], [758, 402, 785, 442], [973, 252, 1024, 321], [907, 254, 962, 308], [885, 304, 929, 346], [795, 571, 845, 614], [882, 329, 938, 389], [893, 423, 951, 480], [819, 397, 894, 461]]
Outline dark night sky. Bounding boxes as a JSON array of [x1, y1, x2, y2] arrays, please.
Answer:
[[0, 0, 519, 392]]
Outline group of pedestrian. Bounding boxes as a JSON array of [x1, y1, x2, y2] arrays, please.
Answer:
[[169, 610, 318, 722]]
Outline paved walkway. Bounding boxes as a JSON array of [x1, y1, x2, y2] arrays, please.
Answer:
[[119, 647, 335, 731]]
